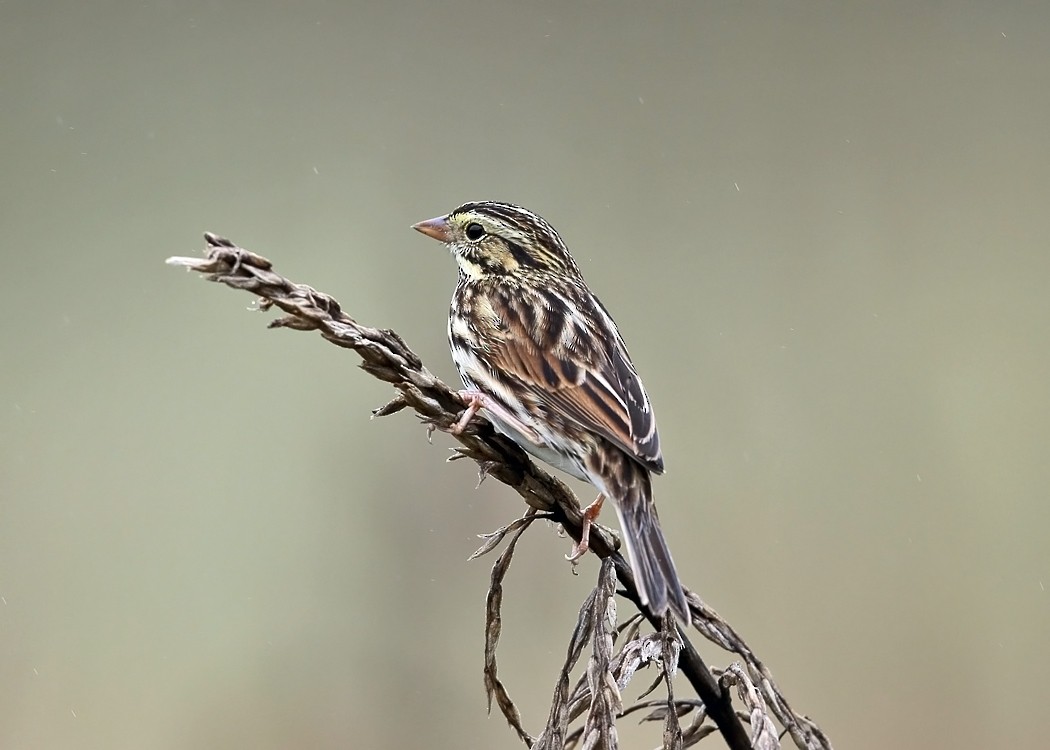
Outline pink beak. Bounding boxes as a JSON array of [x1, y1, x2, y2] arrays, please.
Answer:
[[412, 216, 452, 242]]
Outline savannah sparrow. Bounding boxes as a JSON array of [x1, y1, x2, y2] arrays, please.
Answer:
[[413, 201, 689, 622]]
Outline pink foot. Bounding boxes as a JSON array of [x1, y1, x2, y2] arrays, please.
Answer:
[[566, 494, 606, 562], [450, 389, 540, 443]]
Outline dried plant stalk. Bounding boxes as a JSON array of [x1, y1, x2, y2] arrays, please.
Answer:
[[167, 234, 833, 750]]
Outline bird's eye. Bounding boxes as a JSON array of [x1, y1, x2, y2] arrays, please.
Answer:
[[465, 222, 485, 241]]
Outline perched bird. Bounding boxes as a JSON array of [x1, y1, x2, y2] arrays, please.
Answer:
[[413, 201, 689, 622]]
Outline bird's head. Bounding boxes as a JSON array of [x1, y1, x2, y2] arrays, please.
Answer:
[[413, 201, 581, 280]]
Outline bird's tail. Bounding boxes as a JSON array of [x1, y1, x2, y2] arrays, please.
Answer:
[[615, 473, 690, 625]]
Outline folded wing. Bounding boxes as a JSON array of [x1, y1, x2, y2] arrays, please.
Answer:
[[487, 287, 664, 474]]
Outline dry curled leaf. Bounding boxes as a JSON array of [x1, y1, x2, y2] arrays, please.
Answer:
[[470, 511, 551, 561], [482, 509, 536, 746], [721, 664, 780, 750]]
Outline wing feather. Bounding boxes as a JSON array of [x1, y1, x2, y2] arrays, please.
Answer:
[[485, 285, 664, 474]]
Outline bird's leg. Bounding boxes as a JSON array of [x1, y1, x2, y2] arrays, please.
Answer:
[[566, 493, 606, 562], [450, 390, 487, 434], [451, 389, 540, 442]]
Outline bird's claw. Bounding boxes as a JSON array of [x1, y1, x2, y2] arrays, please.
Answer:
[[565, 537, 590, 563]]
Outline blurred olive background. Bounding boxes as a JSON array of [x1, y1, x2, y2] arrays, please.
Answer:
[[2, 2, 1048, 748]]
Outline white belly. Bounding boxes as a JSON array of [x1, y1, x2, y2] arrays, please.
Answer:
[[482, 409, 590, 483]]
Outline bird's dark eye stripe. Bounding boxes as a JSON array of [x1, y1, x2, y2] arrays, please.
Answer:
[[505, 240, 534, 268]]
